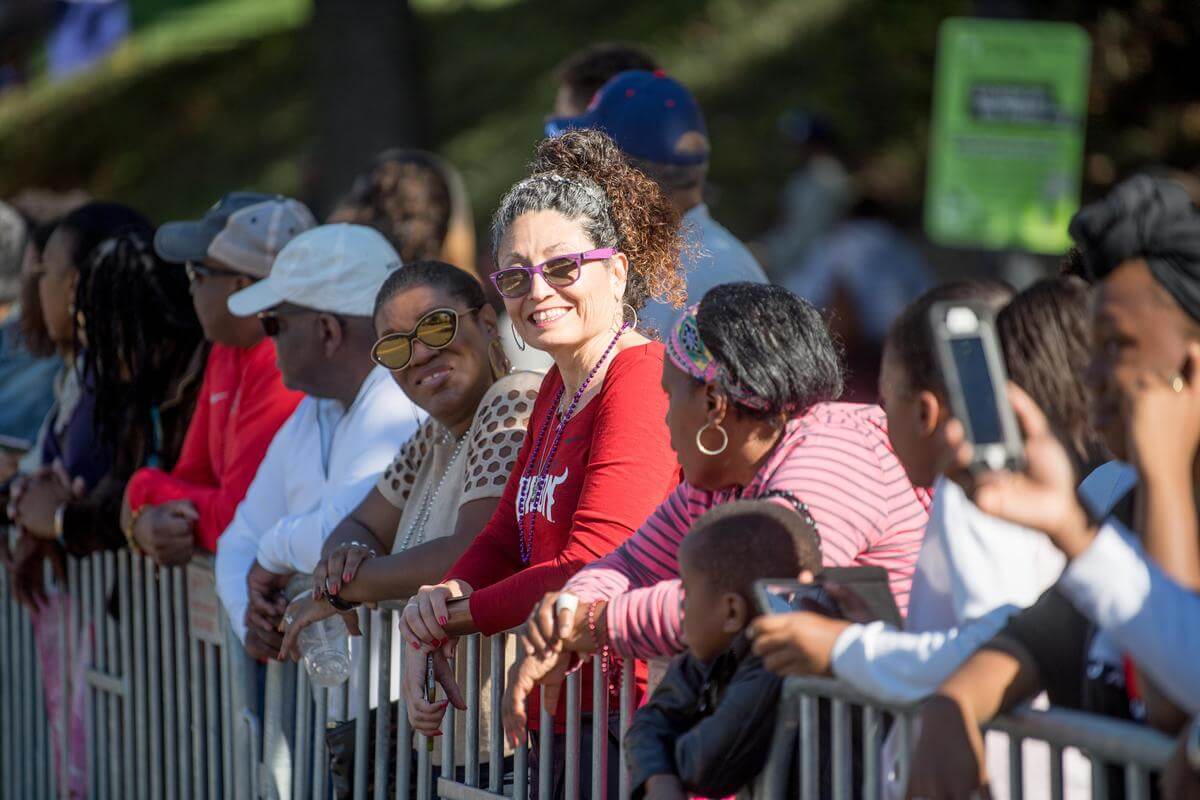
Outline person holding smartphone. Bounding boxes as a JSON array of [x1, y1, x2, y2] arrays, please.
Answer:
[[906, 175, 1200, 798]]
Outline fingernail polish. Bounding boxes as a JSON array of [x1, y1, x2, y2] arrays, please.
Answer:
[[433, 731, 443, 737], [410, 641, 420, 649]]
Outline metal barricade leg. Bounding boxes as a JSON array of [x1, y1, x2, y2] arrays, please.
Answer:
[[224, 617, 260, 800], [132, 555, 149, 800], [617, 661, 633, 800], [374, 610, 393, 800], [354, 609, 373, 800], [395, 616, 413, 800]]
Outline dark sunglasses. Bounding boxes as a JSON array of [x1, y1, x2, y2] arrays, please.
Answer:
[[185, 261, 242, 283], [489, 248, 617, 299], [258, 306, 333, 338], [371, 306, 482, 371]]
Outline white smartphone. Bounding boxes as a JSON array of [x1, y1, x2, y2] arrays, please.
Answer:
[[930, 301, 1025, 473]]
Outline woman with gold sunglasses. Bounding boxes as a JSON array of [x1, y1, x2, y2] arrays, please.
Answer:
[[278, 259, 541, 641]]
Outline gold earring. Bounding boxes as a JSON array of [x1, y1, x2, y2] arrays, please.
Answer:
[[696, 422, 728, 456]]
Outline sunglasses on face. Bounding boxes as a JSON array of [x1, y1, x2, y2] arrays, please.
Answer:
[[371, 306, 482, 371], [185, 261, 242, 284], [489, 247, 617, 299], [258, 306, 334, 338]]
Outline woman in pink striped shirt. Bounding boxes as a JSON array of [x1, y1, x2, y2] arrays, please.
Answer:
[[504, 282, 931, 738]]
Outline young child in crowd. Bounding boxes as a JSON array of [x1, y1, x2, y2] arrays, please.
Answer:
[[625, 499, 822, 800]]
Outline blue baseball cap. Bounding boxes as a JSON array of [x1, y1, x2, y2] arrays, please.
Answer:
[[545, 70, 709, 167]]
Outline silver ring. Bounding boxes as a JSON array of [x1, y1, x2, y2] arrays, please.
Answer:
[[284, 613, 295, 626]]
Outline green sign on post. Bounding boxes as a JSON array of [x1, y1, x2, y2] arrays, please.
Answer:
[[925, 18, 1091, 254]]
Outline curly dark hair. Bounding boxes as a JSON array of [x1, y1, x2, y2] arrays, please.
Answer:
[[695, 282, 843, 421], [998, 276, 1109, 474], [491, 129, 686, 315], [76, 230, 204, 453], [333, 149, 452, 264]]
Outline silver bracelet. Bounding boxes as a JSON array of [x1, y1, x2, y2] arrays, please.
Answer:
[[342, 540, 378, 557]]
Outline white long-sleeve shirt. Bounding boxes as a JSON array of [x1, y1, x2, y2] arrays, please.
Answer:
[[215, 367, 422, 642], [831, 464, 1136, 701], [1058, 519, 1200, 715]]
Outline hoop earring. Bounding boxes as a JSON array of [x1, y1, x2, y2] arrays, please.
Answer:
[[510, 320, 526, 352], [695, 422, 728, 456], [612, 301, 639, 333], [488, 338, 512, 379]]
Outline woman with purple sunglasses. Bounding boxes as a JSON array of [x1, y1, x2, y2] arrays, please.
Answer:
[[394, 129, 686, 794]]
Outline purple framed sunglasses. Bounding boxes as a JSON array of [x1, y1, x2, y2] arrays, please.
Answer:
[[489, 247, 618, 299]]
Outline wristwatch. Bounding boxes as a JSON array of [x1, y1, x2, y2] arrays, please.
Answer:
[[1187, 715, 1200, 771], [326, 592, 360, 612]]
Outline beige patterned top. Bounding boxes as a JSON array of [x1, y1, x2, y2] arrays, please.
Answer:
[[378, 371, 542, 550], [375, 370, 542, 765]]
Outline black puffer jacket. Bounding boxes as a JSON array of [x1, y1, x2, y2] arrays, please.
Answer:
[[624, 634, 782, 799]]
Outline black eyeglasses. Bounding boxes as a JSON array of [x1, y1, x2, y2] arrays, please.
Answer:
[[257, 306, 338, 338], [185, 261, 241, 283], [257, 310, 284, 337], [371, 306, 482, 371]]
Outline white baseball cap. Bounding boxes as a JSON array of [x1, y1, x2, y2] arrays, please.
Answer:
[[226, 224, 402, 318]]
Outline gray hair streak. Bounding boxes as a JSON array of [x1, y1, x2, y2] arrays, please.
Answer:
[[490, 173, 618, 262]]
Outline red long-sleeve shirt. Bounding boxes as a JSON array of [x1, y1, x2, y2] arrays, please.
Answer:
[[447, 342, 681, 635], [125, 339, 302, 552]]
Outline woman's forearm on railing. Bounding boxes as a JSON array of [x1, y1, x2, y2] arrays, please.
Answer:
[[338, 497, 499, 605], [338, 536, 469, 603]]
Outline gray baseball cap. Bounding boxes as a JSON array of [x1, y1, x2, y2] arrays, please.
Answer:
[[155, 191, 317, 278]]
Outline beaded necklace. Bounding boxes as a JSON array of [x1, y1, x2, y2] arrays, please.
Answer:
[[396, 430, 468, 553], [516, 323, 630, 563]]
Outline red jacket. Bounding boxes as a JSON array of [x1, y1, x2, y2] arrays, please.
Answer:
[[448, 343, 681, 634], [125, 339, 302, 552]]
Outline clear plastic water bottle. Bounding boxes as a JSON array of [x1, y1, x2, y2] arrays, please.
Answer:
[[298, 614, 351, 687]]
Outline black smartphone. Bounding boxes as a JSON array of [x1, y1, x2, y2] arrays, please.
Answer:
[[930, 301, 1025, 473], [752, 579, 840, 618]]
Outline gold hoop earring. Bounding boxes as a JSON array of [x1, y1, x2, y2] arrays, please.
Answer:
[[510, 320, 526, 352], [488, 338, 512, 379], [696, 422, 728, 456]]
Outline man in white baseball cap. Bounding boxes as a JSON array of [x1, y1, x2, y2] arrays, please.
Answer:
[[215, 224, 424, 659]]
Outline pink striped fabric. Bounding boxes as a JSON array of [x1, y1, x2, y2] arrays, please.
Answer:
[[564, 402, 932, 660]]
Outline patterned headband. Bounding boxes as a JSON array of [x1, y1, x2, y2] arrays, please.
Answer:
[[666, 305, 769, 411]]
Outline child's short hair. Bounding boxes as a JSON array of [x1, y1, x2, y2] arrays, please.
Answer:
[[680, 499, 823, 602]]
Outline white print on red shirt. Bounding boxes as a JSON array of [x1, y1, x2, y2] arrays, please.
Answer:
[[517, 468, 570, 523]]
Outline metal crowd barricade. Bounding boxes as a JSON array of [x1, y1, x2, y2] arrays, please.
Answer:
[[254, 604, 641, 800], [753, 675, 1177, 800], [3, 539, 1180, 800], [0, 535, 251, 800]]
